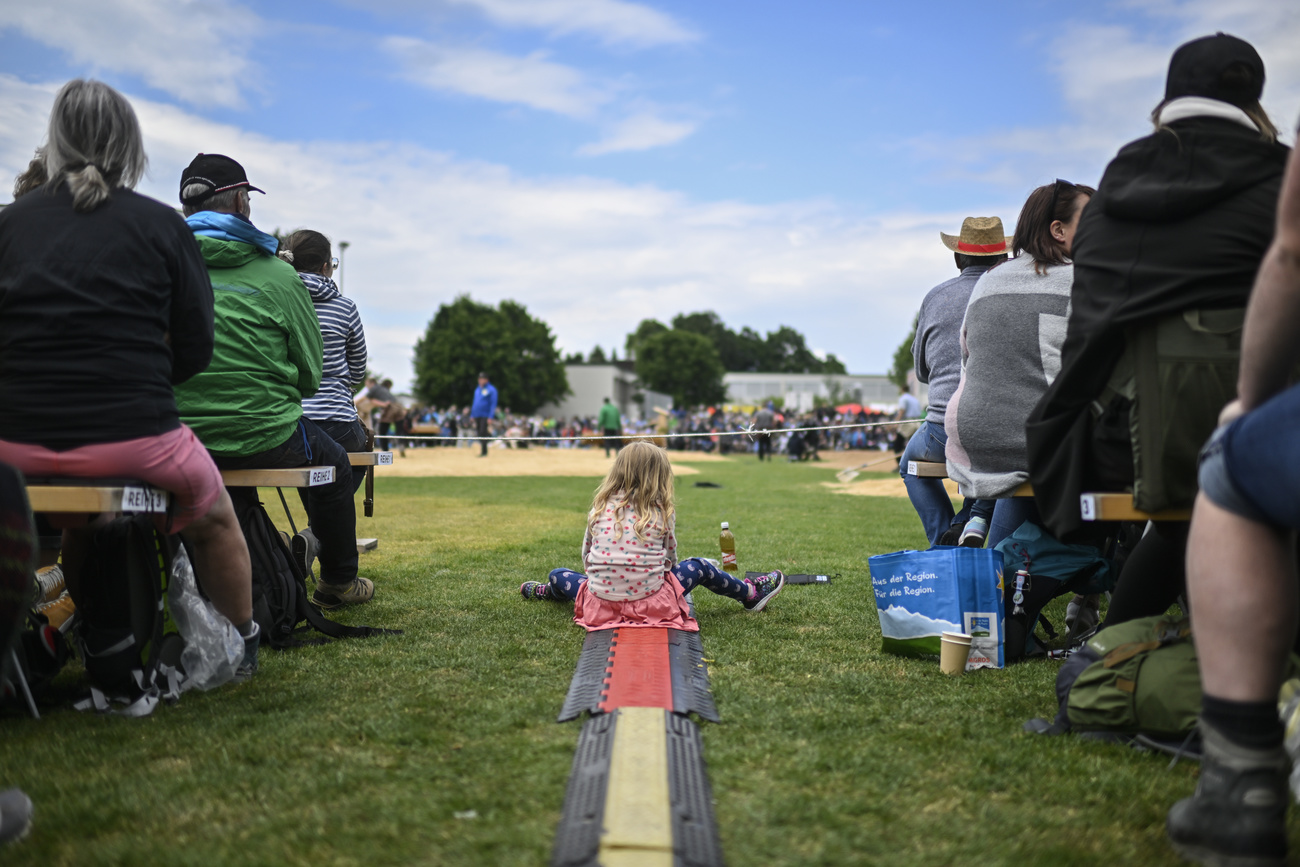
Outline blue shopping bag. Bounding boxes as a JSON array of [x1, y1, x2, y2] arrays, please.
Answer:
[[868, 547, 1005, 669]]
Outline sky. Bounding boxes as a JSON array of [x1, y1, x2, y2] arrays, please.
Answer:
[[2, 0, 1299, 392]]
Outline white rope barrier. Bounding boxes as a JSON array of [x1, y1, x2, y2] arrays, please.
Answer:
[[373, 417, 925, 444]]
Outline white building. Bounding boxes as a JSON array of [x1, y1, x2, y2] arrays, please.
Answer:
[[722, 371, 925, 413], [537, 363, 924, 419], [537, 363, 673, 421]]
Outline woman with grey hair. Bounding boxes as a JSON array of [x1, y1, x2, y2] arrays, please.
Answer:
[[0, 79, 259, 679]]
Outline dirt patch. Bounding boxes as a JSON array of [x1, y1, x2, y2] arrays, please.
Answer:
[[823, 477, 961, 499], [375, 446, 727, 478]]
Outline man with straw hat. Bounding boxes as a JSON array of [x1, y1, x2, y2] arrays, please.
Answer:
[[899, 217, 1009, 547]]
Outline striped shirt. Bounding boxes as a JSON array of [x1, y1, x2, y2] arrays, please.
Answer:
[[299, 271, 367, 422]]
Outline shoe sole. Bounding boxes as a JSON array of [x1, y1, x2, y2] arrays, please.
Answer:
[[312, 593, 372, 610], [291, 533, 317, 579], [746, 574, 785, 612], [1168, 838, 1285, 867]]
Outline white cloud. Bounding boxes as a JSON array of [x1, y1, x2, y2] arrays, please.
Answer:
[[0, 0, 258, 108], [929, 0, 1300, 192], [385, 38, 607, 118], [445, 0, 698, 47], [578, 111, 697, 155], [0, 76, 953, 392]]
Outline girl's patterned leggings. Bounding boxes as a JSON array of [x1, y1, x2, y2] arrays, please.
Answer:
[[547, 557, 751, 602]]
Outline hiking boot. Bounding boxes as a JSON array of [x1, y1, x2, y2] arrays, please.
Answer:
[[291, 528, 320, 579], [520, 581, 554, 601], [1166, 719, 1289, 866], [33, 590, 75, 631], [232, 621, 260, 684], [33, 564, 64, 604], [0, 788, 33, 845], [743, 570, 785, 612], [959, 517, 988, 548], [312, 576, 374, 609]]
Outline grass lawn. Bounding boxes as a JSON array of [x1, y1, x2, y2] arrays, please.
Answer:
[[0, 450, 1269, 865]]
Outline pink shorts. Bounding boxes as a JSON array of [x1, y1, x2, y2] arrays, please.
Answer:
[[0, 425, 224, 533]]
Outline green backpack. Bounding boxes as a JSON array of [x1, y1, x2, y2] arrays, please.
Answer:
[[1061, 614, 1300, 740], [1065, 615, 1200, 739]]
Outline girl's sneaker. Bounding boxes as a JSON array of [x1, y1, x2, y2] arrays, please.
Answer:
[[520, 581, 554, 601], [743, 570, 785, 612]]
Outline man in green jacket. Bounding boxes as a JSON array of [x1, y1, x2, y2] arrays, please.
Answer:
[[597, 397, 621, 457], [174, 153, 372, 609]]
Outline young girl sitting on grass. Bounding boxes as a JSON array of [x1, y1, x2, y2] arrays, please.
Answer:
[[520, 441, 783, 629]]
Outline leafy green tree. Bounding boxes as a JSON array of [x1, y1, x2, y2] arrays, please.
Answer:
[[672, 311, 762, 371], [588, 345, 608, 364], [634, 330, 726, 408], [659, 310, 848, 374], [888, 314, 919, 390], [625, 318, 670, 359], [821, 353, 848, 375], [413, 295, 569, 413], [563, 351, 585, 364], [762, 325, 826, 373]]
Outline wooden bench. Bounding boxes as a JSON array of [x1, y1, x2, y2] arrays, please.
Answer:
[[27, 482, 170, 515], [905, 461, 1034, 497], [219, 466, 335, 488], [348, 451, 394, 467], [1079, 493, 1192, 522]]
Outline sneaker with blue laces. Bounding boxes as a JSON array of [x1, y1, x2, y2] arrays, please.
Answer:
[[743, 570, 785, 612]]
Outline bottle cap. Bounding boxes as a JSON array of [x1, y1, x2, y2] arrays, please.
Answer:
[[720, 521, 729, 529]]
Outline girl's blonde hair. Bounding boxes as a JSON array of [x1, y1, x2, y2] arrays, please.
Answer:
[[588, 441, 675, 543]]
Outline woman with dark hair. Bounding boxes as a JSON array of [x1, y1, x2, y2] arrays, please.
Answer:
[[0, 80, 258, 677], [1025, 34, 1288, 636], [945, 179, 1094, 550]]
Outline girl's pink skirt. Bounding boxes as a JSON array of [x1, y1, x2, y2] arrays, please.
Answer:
[[574, 571, 699, 632]]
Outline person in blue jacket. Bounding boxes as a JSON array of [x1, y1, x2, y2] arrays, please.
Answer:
[[471, 372, 498, 457]]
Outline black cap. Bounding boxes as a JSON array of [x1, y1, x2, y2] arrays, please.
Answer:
[[1165, 33, 1264, 107], [478, 371, 488, 378], [179, 153, 266, 206]]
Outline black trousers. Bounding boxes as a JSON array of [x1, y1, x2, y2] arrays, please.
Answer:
[[475, 417, 490, 455]]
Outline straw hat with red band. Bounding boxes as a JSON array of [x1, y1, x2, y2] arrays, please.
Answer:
[[939, 216, 1012, 256]]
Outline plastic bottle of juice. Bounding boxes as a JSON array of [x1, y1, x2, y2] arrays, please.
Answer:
[[719, 521, 738, 574]]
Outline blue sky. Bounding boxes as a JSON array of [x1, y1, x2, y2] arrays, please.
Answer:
[[2, 0, 1298, 392]]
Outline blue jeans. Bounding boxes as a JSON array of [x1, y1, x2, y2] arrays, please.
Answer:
[[548, 557, 751, 603], [309, 418, 368, 494], [213, 418, 359, 585], [1200, 383, 1300, 528], [987, 497, 1042, 551], [899, 421, 991, 546]]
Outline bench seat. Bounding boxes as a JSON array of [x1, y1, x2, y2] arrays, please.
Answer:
[[1079, 493, 1192, 522], [219, 466, 335, 488]]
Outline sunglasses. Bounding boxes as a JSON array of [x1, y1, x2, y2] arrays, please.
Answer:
[[330, 257, 340, 270], [1047, 178, 1070, 226]]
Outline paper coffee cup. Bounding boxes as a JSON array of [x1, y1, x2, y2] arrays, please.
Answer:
[[939, 631, 973, 675]]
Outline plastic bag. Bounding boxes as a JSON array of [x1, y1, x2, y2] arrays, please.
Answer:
[[167, 546, 243, 691]]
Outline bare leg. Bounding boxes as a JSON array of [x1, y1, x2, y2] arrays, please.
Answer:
[[179, 488, 253, 625], [1187, 492, 1298, 702]]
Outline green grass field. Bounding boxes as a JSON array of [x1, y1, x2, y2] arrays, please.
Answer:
[[0, 453, 1271, 865]]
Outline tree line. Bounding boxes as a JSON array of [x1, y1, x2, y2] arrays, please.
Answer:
[[412, 296, 845, 412]]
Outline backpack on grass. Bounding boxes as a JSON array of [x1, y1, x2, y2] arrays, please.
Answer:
[[1034, 614, 1300, 741], [228, 488, 398, 648], [72, 514, 184, 716]]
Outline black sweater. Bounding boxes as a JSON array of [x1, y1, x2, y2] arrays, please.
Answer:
[[0, 185, 214, 449], [1026, 117, 1289, 538]]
